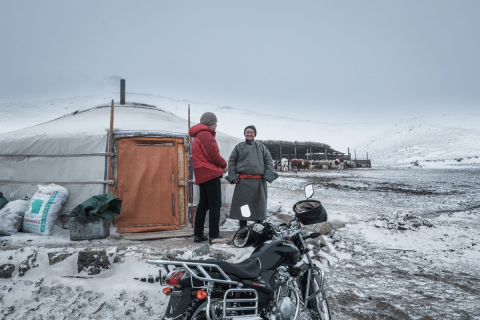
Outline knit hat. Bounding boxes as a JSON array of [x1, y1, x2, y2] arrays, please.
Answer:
[[244, 125, 257, 136], [200, 112, 217, 126]]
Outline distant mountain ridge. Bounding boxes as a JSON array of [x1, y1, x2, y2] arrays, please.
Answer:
[[1, 93, 478, 168]]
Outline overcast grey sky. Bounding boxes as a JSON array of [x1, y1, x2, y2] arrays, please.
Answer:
[[1, 0, 479, 122]]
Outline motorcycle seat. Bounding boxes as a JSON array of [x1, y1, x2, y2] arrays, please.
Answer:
[[178, 257, 261, 280]]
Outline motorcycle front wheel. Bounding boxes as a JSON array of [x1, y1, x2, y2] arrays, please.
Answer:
[[309, 296, 331, 320], [307, 276, 331, 320]]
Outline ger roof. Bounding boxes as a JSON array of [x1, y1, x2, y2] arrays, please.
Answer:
[[1, 102, 185, 137], [0, 102, 240, 156]]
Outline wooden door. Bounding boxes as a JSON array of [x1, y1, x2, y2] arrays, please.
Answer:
[[115, 137, 182, 233]]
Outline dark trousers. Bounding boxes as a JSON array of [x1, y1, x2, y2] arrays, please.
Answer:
[[194, 177, 221, 238]]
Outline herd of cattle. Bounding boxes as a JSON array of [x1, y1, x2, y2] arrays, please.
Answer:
[[273, 158, 369, 171]]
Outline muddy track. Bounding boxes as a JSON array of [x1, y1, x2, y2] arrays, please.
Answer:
[[322, 182, 447, 195], [423, 203, 480, 218], [280, 172, 462, 195]]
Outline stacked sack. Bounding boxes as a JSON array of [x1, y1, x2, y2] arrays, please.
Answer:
[[0, 194, 30, 236], [23, 184, 69, 236]]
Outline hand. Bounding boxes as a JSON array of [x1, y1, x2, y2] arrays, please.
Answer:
[[223, 166, 228, 173], [233, 179, 239, 184]]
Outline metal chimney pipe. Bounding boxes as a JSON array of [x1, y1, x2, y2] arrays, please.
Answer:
[[120, 79, 126, 105]]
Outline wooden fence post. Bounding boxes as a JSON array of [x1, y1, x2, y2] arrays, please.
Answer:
[[107, 99, 114, 195]]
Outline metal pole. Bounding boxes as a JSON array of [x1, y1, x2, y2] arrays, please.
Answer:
[[355, 149, 357, 169], [120, 79, 125, 105], [107, 99, 115, 194], [279, 144, 283, 159], [188, 104, 191, 145]]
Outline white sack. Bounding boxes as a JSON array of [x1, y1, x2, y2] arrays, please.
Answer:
[[0, 199, 30, 236], [23, 184, 69, 236]]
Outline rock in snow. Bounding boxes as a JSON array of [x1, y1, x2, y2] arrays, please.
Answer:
[[77, 250, 111, 275], [19, 252, 38, 276], [48, 252, 74, 266], [373, 212, 434, 231], [0, 264, 15, 278]]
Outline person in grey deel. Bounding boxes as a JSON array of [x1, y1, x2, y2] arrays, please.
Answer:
[[225, 125, 278, 228]]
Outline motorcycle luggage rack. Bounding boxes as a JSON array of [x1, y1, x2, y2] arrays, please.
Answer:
[[146, 260, 240, 286], [223, 288, 259, 319]]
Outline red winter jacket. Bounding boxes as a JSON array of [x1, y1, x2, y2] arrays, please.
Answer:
[[189, 124, 227, 185]]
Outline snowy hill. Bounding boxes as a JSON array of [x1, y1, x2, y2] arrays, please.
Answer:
[[1, 93, 479, 167], [355, 114, 480, 167]]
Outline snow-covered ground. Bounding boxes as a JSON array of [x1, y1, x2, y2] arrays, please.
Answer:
[[270, 168, 480, 319], [1, 168, 479, 319]]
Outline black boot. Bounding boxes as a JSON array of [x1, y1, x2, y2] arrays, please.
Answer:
[[194, 235, 208, 243], [209, 235, 223, 244]]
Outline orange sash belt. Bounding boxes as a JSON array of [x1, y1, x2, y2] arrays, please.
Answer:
[[239, 174, 263, 179]]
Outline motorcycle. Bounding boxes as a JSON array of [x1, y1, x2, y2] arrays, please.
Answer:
[[147, 184, 331, 320]]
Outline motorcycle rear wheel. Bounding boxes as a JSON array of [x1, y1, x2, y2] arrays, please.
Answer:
[[184, 298, 223, 320]]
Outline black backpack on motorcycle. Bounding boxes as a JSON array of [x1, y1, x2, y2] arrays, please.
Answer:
[[293, 200, 327, 225]]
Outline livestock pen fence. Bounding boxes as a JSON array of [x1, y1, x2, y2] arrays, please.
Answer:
[[258, 140, 371, 169], [258, 140, 346, 161]]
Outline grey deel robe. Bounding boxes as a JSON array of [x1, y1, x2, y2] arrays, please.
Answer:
[[225, 140, 278, 221]]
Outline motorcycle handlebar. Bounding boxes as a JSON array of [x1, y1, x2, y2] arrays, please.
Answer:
[[302, 232, 321, 240], [258, 217, 306, 241]]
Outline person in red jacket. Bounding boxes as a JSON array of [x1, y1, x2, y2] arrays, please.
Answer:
[[189, 112, 228, 243]]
